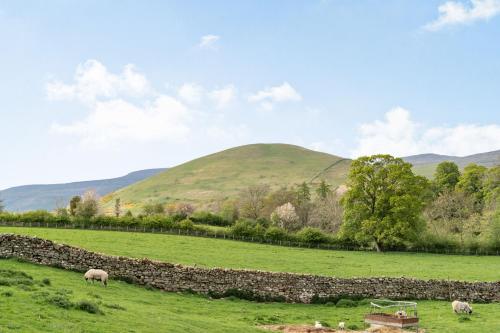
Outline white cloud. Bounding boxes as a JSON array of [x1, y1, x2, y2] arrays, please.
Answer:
[[351, 107, 500, 157], [248, 82, 302, 110], [424, 0, 500, 31], [199, 34, 220, 49], [46, 60, 151, 103], [177, 83, 204, 105], [51, 96, 191, 146], [208, 85, 237, 109]]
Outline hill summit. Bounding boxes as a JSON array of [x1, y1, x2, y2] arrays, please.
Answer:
[[102, 143, 351, 212]]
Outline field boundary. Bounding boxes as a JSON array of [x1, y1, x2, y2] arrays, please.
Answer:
[[0, 221, 498, 256], [1, 233, 499, 304]]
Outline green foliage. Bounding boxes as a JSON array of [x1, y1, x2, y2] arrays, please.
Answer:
[[340, 154, 429, 251], [316, 180, 332, 199], [1, 290, 13, 297], [264, 226, 288, 241], [76, 300, 103, 314], [190, 211, 232, 226], [47, 294, 73, 309], [69, 196, 81, 216], [335, 299, 358, 307], [296, 182, 311, 204], [457, 163, 487, 213], [76, 191, 100, 219], [142, 202, 165, 216], [296, 227, 329, 244], [434, 161, 460, 193]]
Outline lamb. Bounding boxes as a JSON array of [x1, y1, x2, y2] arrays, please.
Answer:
[[84, 269, 108, 286], [338, 321, 345, 330], [452, 300, 473, 314], [314, 321, 323, 329]]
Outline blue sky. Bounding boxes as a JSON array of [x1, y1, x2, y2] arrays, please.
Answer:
[[0, 0, 499, 189]]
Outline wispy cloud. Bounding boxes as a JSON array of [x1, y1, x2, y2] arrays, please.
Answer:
[[248, 82, 302, 110], [351, 107, 500, 157], [208, 85, 237, 109], [198, 34, 220, 49], [424, 0, 500, 31]]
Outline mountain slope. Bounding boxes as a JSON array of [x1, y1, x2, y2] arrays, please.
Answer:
[[0, 168, 166, 212], [403, 150, 500, 178], [102, 144, 351, 212]]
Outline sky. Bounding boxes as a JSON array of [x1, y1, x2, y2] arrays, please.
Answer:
[[0, 0, 499, 189]]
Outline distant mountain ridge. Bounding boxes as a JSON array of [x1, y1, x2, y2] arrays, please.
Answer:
[[402, 150, 500, 178], [0, 168, 166, 212], [402, 150, 500, 167]]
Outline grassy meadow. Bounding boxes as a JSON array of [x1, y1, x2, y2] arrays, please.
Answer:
[[1, 259, 499, 333], [2, 226, 500, 281]]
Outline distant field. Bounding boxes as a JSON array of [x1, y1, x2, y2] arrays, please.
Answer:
[[2, 227, 500, 281], [1, 259, 500, 333]]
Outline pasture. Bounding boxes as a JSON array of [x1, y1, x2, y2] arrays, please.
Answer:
[[2, 227, 500, 281], [1, 259, 499, 333]]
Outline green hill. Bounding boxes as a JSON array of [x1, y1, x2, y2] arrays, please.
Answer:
[[102, 143, 351, 212]]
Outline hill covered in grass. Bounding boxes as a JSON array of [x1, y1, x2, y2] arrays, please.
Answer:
[[102, 144, 351, 212]]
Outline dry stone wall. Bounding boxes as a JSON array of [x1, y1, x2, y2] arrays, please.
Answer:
[[0, 233, 499, 303]]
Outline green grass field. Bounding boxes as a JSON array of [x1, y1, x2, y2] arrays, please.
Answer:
[[1, 259, 499, 333], [101, 144, 351, 212], [2, 227, 500, 281]]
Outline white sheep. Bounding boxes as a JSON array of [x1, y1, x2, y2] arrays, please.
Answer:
[[395, 310, 407, 318], [452, 300, 473, 314], [338, 321, 345, 330], [314, 321, 323, 329], [84, 269, 108, 286]]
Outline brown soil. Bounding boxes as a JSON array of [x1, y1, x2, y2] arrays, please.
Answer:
[[260, 324, 423, 333]]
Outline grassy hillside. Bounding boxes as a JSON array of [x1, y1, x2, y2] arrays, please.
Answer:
[[2, 259, 499, 333], [102, 144, 351, 213], [0, 168, 166, 212], [404, 150, 500, 178], [2, 227, 500, 281]]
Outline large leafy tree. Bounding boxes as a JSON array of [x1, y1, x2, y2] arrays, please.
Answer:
[[456, 163, 487, 213], [340, 155, 429, 251], [433, 161, 460, 193]]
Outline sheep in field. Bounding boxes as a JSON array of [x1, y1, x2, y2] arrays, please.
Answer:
[[452, 300, 473, 314], [395, 310, 407, 318], [84, 269, 108, 286]]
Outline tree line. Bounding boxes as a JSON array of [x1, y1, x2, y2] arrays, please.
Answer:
[[0, 154, 498, 252]]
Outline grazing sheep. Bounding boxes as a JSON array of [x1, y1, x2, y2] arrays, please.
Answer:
[[338, 321, 345, 330], [84, 269, 108, 286], [314, 321, 323, 329], [452, 300, 473, 314], [395, 310, 407, 318]]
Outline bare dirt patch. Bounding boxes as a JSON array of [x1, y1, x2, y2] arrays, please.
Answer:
[[260, 324, 423, 333]]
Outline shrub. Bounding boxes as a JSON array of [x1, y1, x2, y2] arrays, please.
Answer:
[[42, 278, 51, 286], [336, 299, 358, 307], [296, 227, 330, 244], [190, 211, 230, 226], [1, 290, 13, 297], [47, 294, 73, 309], [177, 219, 195, 230], [76, 300, 102, 314], [230, 219, 257, 237], [264, 226, 288, 241]]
